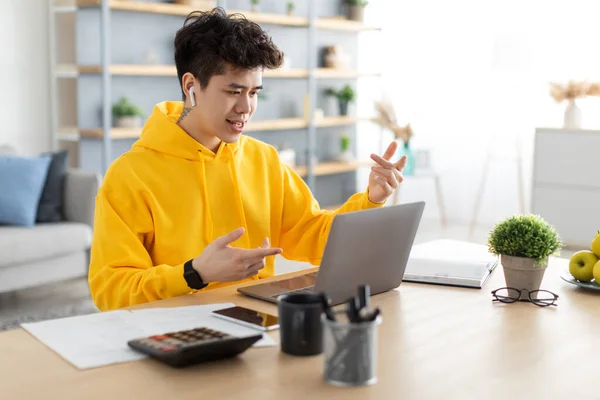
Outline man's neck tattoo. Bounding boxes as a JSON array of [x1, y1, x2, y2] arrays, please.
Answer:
[[177, 107, 192, 124]]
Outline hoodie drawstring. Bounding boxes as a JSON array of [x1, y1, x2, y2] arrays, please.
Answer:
[[198, 151, 214, 242], [225, 144, 251, 249]]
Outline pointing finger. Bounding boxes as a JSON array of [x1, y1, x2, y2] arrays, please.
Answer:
[[394, 155, 408, 170], [213, 227, 245, 247], [241, 247, 283, 262], [381, 141, 398, 161], [370, 153, 396, 170]]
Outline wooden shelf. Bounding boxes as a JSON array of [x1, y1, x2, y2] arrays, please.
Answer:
[[78, 127, 140, 139], [294, 161, 371, 177], [264, 69, 308, 78], [57, 64, 378, 79], [315, 17, 381, 32], [228, 9, 309, 27], [315, 116, 357, 127], [60, 115, 370, 140], [76, 0, 212, 16], [246, 118, 307, 132], [75, 1, 308, 26], [315, 68, 381, 79], [70, 2, 379, 31], [56, 64, 309, 78]]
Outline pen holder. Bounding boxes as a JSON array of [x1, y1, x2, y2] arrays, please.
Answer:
[[322, 313, 382, 387]]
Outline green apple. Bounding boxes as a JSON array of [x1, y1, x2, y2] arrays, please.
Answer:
[[592, 231, 600, 258], [593, 260, 600, 284], [569, 250, 599, 282]]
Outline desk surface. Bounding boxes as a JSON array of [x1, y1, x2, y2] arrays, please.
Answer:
[[1, 254, 598, 400]]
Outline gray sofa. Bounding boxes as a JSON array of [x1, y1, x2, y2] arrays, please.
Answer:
[[0, 146, 100, 294]]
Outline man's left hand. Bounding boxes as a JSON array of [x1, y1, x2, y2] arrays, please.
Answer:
[[367, 141, 407, 204]]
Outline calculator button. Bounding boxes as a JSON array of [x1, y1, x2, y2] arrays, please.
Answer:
[[160, 345, 179, 352], [150, 335, 168, 341]]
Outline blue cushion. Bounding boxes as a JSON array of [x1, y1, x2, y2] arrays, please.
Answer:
[[0, 154, 52, 227]]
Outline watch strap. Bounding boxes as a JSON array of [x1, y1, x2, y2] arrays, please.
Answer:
[[183, 259, 208, 290]]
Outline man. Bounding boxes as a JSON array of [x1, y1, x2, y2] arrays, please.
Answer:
[[88, 8, 407, 311]]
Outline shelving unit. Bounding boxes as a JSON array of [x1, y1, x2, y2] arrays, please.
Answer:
[[64, 116, 371, 139], [72, 1, 382, 31], [54, 64, 379, 79], [48, 0, 381, 207]]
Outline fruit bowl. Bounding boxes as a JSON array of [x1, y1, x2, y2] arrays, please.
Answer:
[[561, 271, 600, 291]]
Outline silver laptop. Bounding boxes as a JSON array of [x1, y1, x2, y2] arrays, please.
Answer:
[[237, 201, 425, 305]]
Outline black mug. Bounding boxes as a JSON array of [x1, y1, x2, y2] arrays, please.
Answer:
[[278, 293, 324, 356]]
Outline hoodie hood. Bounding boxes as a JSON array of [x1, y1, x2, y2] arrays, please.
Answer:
[[132, 101, 241, 160], [131, 101, 247, 249]]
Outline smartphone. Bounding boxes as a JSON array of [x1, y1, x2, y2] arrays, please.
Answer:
[[212, 306, 279, 332]]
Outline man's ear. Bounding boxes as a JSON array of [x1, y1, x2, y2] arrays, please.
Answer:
[[181, 72, 196, 105]]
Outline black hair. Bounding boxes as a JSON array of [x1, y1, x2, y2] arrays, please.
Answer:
[[174, 7, 284, 97]]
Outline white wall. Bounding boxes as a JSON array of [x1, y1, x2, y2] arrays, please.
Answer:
[[357, 0, 600, 227], [0, 0, 52, 155]]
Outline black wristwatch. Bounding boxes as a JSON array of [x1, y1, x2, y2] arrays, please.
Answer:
[[183, 259, 208, 290]]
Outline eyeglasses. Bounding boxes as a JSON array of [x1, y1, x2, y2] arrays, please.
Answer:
[[491, 287, 559, 307]]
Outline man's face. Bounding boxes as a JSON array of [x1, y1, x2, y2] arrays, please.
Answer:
[[193, 66, 262, 144]]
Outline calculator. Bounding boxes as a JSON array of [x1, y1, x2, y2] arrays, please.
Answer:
[[127, 327, 262, 367]]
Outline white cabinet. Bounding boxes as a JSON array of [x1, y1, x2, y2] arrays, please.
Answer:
[[531, 128, 600, 248]]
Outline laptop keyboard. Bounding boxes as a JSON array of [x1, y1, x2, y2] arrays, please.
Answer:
[[271, 286, 315, 299]]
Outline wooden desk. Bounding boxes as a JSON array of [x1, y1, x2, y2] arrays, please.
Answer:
[[1, 256, 598, 400]]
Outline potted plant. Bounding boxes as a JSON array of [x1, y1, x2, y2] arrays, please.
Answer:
[[549, 80, 589, 129], [487, 214, 563, 299], [337, 134, 354, 162], [325, 85, 355, 116], [286, 1, 294, 16], [112, 97, 145, 128], [250, 0, 259, 12], [346, 0, 368, 22]]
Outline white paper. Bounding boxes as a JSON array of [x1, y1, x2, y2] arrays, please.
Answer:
[[21, 302, 276, 370], [22, 311, 148, 370]]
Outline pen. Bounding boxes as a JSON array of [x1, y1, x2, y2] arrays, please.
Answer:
[[365, 307, 381, 322], [346, 296, 361, 323], [358, 284, 370, 310], [320, 292, 337, 322]]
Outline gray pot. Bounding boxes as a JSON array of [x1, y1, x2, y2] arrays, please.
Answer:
[[347, 5, 365, 22], [500, 255, 548, 300]]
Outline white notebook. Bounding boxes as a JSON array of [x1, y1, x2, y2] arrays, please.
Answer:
[[403, 239, 499, 288]]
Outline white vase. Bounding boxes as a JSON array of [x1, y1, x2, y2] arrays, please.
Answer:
[[563, 99, 582, 129], [338, 149, 354, 163], [115, 116, 143, 128]]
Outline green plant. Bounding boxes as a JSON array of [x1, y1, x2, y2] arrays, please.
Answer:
[[487, 214, 563, 265], [346, 0, 369, 6], [287, 2, 294, 13], [340, 134, 350, 151], [251, 0, 259, 5], [111, 97, 144, 119], [325, 85, 355, 103]]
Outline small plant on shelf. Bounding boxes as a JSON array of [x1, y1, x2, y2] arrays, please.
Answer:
[[286, 1, 294, 16], [112, 97, 145, 128], [338, 133, 354, 163], [325, 85, 355, 116], [250, 0, 260, 13], [346, 0, 368, 22]]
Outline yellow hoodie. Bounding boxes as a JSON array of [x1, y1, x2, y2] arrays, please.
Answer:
[[89, 101, 384, 311]]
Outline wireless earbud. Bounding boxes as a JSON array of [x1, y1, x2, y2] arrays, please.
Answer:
[[189, 86, 196, 107]]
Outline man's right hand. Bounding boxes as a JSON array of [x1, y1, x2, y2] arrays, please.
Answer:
[[192, 227, 283, 283]]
